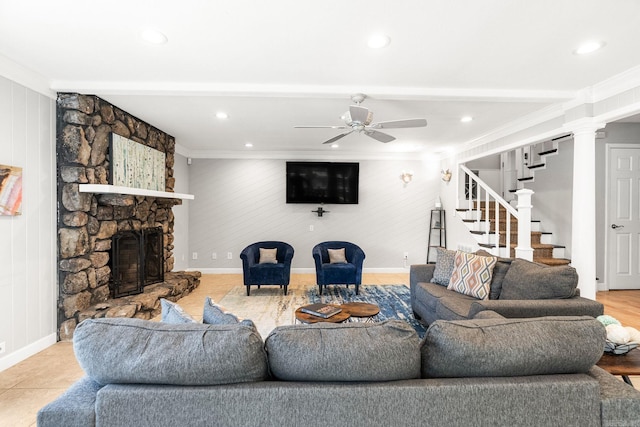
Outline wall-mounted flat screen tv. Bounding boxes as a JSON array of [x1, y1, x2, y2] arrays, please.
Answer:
[[286, 161, 359, 204]]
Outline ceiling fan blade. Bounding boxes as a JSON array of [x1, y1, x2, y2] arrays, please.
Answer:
[[365, 130, 395, 143], [349, 105, 371, 124], [372, 118, 427, 129], [294, 125, 348, 129], [322, 131, 352, 144]]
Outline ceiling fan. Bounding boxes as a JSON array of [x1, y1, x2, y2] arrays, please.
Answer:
[[294, 94, 427, 144]]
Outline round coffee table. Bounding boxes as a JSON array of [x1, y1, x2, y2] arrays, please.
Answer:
[[295, 305, 351, 324], [340, 302, 380, 322], [597, 348, 640, 386]]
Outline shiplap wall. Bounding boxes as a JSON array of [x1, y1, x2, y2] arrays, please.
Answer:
[[188, 158, 440, 271], [0, 76, 56, 370]]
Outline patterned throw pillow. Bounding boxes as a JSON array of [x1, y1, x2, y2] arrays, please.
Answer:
[[160, 299, 197, 324], [259, 248, 278, 264], [447, 251, 498, 300], [328, 248, 347, 264], [203, 296, 255, 327], [431, 247, 456, 286]]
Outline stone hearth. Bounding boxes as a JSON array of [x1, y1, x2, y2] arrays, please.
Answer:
[[56, 93, 198, 340]]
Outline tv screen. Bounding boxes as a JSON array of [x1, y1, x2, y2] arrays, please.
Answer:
[[286, 162, 359, 204]]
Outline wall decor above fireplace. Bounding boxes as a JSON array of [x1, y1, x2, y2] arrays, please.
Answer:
[[110, 132, 166, 191]]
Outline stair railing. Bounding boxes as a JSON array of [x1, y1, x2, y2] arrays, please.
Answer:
[[459, 165, 533, 261]]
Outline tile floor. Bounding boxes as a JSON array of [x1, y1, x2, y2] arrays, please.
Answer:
[[0, 273, 638, 427]]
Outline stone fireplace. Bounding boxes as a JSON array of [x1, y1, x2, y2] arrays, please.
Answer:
[[56, 93, 199, 340]]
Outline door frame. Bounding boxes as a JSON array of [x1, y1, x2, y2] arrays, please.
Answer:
[[604, 143, 640, 290]]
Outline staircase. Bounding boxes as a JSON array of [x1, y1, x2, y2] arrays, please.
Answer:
[[458, 164, 570, 266]]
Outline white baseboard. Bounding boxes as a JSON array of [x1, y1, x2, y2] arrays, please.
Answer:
[[0, 333, 57, 372], [188, 267, 409, 275]]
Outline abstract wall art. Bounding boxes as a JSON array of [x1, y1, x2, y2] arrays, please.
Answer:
[[0, 164, 22, 215], [110, 133, 166, 191]]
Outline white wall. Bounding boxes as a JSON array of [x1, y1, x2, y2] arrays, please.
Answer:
[[172, 153, 190, 270], [0, 75, 56, 371], [188, 158, 440, 272]]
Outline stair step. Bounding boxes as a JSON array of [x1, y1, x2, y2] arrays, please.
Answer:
[[538, 148, 558, 156], [517, 176, 534, 182], [534, 257, 571, 266], [508, 189, 518, 193], [527, 163, 545, 170]]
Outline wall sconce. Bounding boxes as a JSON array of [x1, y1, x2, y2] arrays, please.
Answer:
[[400, 170, 414, 184], [441, 169, 452, 182]]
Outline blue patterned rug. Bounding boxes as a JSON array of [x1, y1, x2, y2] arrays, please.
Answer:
[[307, 284, 427, 338]]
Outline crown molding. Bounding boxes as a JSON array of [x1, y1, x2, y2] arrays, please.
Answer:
[[0, 54, 55, 98], [590, 64, 640, 103]]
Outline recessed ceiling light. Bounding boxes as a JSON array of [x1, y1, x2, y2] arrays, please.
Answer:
[[367, 33, 391, 49], [215, 112, 229, 120], [331, 144, 339, 149], [141, 29, 168, 45], [461, 116, 473, 123], [574, 41, 605, 55], [245, 143, 253, 148]]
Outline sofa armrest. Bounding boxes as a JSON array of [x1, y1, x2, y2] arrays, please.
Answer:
[[37, 376, 102, 427], [587, 366, 640, 427], [468, 297, 604, 319], [409, 264, 436, 306]]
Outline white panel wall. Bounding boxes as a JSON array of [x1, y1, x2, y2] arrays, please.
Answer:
[[0, 75, 56, 371], [188, 158, 440, 272], [172, 153, 190, 271]]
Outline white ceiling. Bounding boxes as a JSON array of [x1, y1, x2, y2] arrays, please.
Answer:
[[2, 0, 640, 158]]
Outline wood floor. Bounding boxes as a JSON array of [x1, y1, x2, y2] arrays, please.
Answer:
[[0, 273, 638, 427]]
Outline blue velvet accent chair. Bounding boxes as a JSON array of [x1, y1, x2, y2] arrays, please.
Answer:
[[240, 241, 294, 296], [312, 241, 365, 295]]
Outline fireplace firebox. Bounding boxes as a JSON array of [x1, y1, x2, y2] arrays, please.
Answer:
[[111, 227, 164, 297]]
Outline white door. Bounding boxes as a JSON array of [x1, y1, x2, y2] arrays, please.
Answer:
[[607, 146, 640, 289]]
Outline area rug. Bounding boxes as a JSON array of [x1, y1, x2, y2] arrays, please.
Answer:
[[217, 284, 426, 339]]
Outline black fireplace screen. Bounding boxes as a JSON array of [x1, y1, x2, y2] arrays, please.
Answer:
[[111, 227, 164, 298]]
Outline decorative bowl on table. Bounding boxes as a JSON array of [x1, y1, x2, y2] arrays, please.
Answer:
[[604, 340, 639, 355]]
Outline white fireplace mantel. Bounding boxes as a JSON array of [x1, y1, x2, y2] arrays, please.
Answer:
[[78, 184, 194, 200]]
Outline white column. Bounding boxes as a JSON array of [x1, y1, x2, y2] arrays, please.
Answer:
[[566, 120, 605, 300], [515, 188, 534, 261]]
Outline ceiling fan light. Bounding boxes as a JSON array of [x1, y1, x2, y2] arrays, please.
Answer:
[[367, 33, 391, 49], [331, 144, 339, 149]]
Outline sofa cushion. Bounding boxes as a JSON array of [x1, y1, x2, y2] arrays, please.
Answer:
[[265, 320, 420, 382], [435, 295, 476, 320], [160, 299, 197, 324], [447, 251, 497, 300], [74, 318, 268, 386], [420, 316, 605, 378], [431, 247, 456, 286], [499, 258, 578, 300], [415, 281, 454, 312]]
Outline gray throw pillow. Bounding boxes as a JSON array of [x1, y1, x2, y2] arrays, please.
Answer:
[[475, 249, 512, 299], [73, 318, 268, 386], [160, 299, 197, 324], [499, 258, 578, 300], [420, 316, 605, 378], [431, 247, 456, 286], [203, 296, 255, 328], [265, 320, 420, 382], [328, 248, 347, 263]]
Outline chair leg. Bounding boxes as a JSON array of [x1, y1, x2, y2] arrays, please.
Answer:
[[246, 285, 250, 296], [284, 285, 288, 295], [258, 285, 261, 289], [318, 284, 323, 295], [355, 284, 359, 295]]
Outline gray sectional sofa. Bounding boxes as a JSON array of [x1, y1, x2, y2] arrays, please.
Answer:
[[410, 254, 604, 325], [38, 316, 640, 427]]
